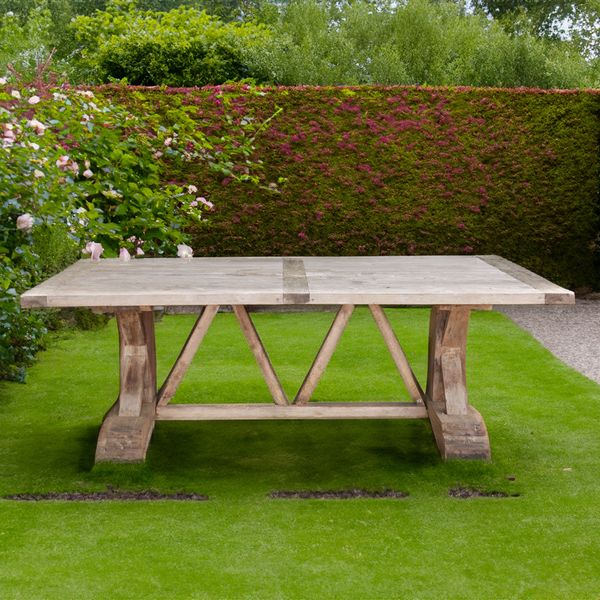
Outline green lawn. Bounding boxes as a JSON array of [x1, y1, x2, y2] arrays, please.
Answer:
[[1, 308, 599, 599]]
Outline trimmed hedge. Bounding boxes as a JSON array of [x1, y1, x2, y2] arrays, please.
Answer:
[[104, 85, 600, 289]]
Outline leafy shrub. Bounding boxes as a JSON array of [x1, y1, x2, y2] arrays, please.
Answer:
[[70, 1, 273, 85], [31, 223, 80, 280], [0, 78, 273, 380], [0, 294, 48, 382], [108, 86, 600, 289]]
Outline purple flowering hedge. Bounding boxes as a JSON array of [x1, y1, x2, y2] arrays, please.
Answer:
[[104, 85, 600, 289]]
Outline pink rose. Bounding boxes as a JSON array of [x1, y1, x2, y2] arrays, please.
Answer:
[[177, 244, 193, 259], [197, 197, 214, 209], [56, 155, 70, 169], [84, 241, 104, 261], [16, 213, 33, 232], [119, 248, 131, 262], [26, 119, 45, 135]]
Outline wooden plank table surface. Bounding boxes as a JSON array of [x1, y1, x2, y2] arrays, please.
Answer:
[[20, 255, 574, 464], [21, 255, 572, 308]]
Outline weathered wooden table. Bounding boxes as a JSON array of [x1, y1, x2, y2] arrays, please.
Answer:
[[21, 255, 573, 463]]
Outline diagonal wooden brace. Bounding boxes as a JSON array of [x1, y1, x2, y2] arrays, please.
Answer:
[[157, 305, 219, 407], [369, 304, 425, 404], [233, 305, 289, 406], [294, 304, 354, 405]]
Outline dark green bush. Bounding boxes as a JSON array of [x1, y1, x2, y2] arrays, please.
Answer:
[[68, 0, 597, 88], [106, 85, 600, 290], [0, 290, 48, 383], [70, 4, 272, 85]]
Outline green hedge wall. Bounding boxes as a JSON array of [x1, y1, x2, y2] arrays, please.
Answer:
[[104, 85, 600, 289]]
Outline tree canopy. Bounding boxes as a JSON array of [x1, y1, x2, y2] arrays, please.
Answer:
[[0, 0, 598, 87]]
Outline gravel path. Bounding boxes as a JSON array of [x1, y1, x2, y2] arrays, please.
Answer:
[[497, 300, 600, 384]]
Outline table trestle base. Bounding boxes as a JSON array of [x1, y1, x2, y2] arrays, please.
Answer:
[[96, 400, 156, 463], [425, 401, 490, 460], [95, 304, 491, 463], [425, 306, 491, 459]]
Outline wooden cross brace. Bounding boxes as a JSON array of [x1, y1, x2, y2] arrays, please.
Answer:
[[95, 305, 491, 463]]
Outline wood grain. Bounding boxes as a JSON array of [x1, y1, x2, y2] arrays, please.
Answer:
[[477, 255, 575, 304], [95, 400, 156, 463], [156, 402, 428, 420], [116, 310, 156, 417], [20, 255, 574, 308], [440, 348, 468, 416], [424, 306, 490, 458], [283, 257, 310, 304], [425, 400, 490, 460]]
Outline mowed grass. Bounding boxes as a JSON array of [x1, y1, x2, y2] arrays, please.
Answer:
[[1, 308, 599, 599]]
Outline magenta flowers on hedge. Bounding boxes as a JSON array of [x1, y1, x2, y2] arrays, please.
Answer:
[[144, 84, 598, 289]]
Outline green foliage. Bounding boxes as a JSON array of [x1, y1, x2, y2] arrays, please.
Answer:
[[114, 85, 600, 290], [0, 294, 47, 382], [249, 0, 596, 88], [70, 307, 110, 329], [2, 0, 597, 88], [31, 223, 80, 280], [70, 2, 273, 85], [471, 0, 600, 59], [0, 3, 56, 78], [0, 79, 271, 380]]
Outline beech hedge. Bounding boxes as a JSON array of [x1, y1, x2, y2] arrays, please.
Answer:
[[104, 85, 600, 289]]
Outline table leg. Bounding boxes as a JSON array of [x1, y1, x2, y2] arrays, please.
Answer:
[[425, 306, 490, 460], [96, 309, 157, 462]]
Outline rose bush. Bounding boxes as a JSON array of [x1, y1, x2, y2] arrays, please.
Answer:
[[0, 78, 272, 380]]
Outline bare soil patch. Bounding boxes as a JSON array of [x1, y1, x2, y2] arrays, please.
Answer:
[[3, 489, 208, 501], [448, 487, 519, 498], [269, 488, 408, 499]]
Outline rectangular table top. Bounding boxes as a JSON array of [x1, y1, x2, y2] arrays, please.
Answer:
[[20, 255, 574, 308]]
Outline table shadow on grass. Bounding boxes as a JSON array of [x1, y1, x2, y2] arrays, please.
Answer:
[[144, 419, 443, 486], [76, 425, 105, 472]]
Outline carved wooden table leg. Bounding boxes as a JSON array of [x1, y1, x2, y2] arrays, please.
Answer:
[[96, 309, 157, 462], [425, 306, 490, 460]]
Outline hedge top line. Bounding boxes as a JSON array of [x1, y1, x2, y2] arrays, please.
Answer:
[[88, 84, 600, 96]]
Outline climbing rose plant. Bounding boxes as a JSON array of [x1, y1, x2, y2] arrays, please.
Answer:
[[0, 78, 271, 381]]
